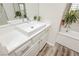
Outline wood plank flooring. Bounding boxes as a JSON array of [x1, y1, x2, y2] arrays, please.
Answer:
[[37, 43, 79, 56]]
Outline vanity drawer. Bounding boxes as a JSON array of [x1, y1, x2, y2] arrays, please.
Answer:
[[14, 41, 32, 56], [39, 39, 46, 51], [24, 40, 40, 56], [23, 29, 49, 56], [39, 31, 48, 51], [31, 27, 49, 44]]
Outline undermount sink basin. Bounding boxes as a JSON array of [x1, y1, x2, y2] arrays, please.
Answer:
[[16, 21, 46, 35]]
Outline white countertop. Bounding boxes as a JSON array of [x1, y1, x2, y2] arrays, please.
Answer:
[[0, 23, 50, 53]]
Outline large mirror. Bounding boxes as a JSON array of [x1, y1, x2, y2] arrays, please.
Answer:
[[0, 4, 8, 25], [0, 3, 39, 26], [13, 3, 27, 18], [69, 3, 79, 32]]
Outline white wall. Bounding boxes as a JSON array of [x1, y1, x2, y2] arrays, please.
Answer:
[[39, 3, 67, 44], [25, 3, 39, 20], [3, 3, 15, 20]]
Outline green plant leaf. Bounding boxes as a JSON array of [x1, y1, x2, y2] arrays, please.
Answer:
[[64, 10, 78, 28]]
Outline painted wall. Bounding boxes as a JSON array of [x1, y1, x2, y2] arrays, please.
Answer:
[[3, 3, 15, 20], [39, 3, 67, 44]]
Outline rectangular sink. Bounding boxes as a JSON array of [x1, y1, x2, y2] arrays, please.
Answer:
[[16, 21, 46, 36]]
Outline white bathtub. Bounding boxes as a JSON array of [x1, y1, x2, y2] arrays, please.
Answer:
[[57, 29, 79, 53], [60, 27, 79, 40]]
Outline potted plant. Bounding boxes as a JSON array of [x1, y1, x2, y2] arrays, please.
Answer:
[[23, 14, 28, 22], [15, 11, 22, 19], [64, 10, 78, 32], [38, 16, 41, 21], [33, 16, 41, 21], [34, 16, 37, 21], [24, 14, 27, 18]]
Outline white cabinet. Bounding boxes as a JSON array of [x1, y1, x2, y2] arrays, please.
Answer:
[[9, 26, 50, 56], [9, 40, 32, 56], [15, 41, 32, 56], [39, 29, 49, 51], [23, 27, 49, 56], [39, 39, 46, 51], [24, 40, 40, 56]]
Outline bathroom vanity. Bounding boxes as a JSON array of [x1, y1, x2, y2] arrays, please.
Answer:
[[0, 21, 50, 56]]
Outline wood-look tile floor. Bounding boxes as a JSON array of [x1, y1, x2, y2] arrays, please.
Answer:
[[37, 43, 79, 56]]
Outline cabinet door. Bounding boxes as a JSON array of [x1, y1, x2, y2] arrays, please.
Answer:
[[31, 26, 49, 45], [14, 41, 32, 56], [24, 41, 40, 56], [39, 28, 49, 51], [39, 33, 48, 51], [31, 34, 41, 44], [39, 39, 46, 51]]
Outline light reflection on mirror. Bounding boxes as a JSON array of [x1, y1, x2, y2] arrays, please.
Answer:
[[13, 3, 27, 19], [0, 4, 8, 25], [18, 3, 27, 18], [0, 3, 39, 26]]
